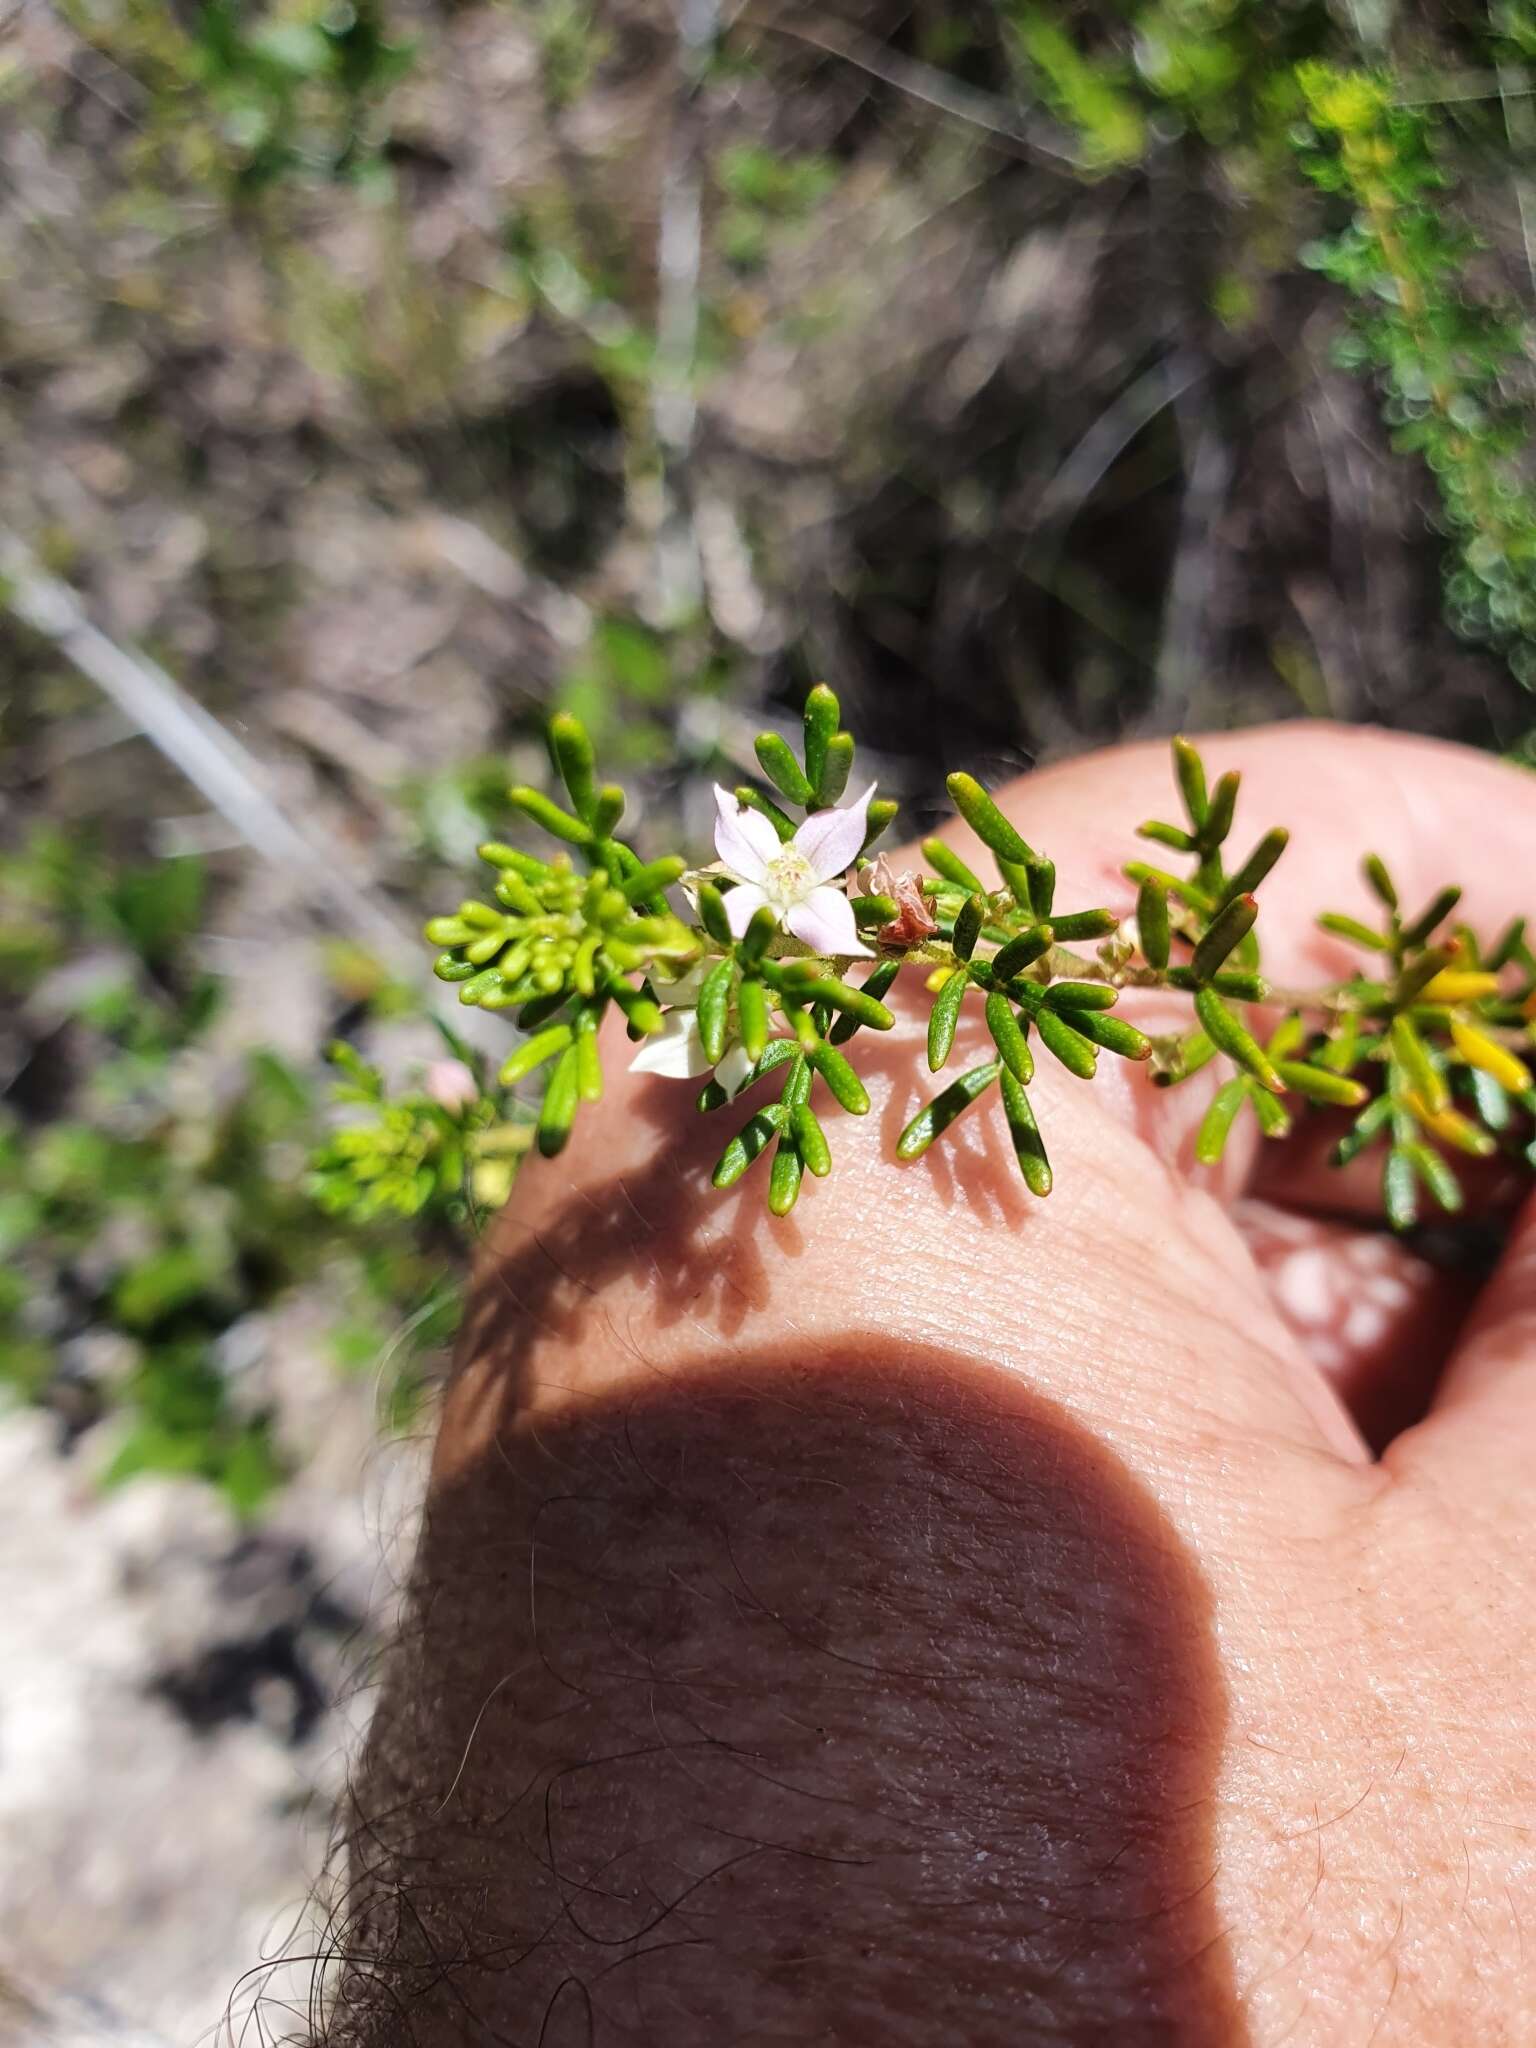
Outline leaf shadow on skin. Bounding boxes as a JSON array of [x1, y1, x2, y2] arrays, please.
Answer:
[[873, 1010, 1037, 1226], [454, 1022, 1042, 1427], [464, 1084, 802, 1377], [323, 1330, 1245, 2046], [672, 1005, 1040, 1230]]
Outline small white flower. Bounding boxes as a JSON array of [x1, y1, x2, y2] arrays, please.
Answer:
[[629, 1009, 755, 1096], [712, 782, 876, 959]]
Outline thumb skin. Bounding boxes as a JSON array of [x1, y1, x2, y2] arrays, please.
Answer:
[[436, 955, 1348, 1488], [434, 727, 1371, 1488]]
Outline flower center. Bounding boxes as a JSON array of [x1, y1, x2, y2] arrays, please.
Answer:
[[764, 848, 816, 907]]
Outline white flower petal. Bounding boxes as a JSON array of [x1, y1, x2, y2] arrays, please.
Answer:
[[653, 960, 709, 1004], [723, 881, 770, 938], [716, 1043, 756, 1098], [680, 861, 732, 917], [786, 886, 872, 959], [628, 1010, 712, 1080], [713, 787, 779, 882], [792, 782, 877, 883]]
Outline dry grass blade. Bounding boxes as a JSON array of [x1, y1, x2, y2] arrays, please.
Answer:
[[1, 529, 418, 974]]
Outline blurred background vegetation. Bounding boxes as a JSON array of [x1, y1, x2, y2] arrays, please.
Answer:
[[7, 0, 1536, 1514], [4, 0, 1536, 1508], [4, 2, 1536, 2032]]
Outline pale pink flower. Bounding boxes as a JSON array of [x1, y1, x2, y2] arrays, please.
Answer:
[[864, 854, 938, 946], [424, 1058, 478, 1111], [712, 783, 876, 959]]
